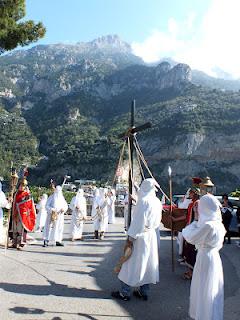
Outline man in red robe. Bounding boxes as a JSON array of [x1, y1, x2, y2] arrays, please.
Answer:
[[12, 176, 34, 249]]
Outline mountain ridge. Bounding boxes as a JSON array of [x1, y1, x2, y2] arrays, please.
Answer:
[[0, 35, 240, 193]]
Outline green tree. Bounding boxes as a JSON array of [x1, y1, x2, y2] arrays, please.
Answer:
[[0, 0, 46, 54]]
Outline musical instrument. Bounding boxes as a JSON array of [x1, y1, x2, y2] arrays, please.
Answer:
[[51, 210, 58, 222], [161, 207, 187, 232]]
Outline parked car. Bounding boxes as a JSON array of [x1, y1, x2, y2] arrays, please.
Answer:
[[62, 182, 77, 191]]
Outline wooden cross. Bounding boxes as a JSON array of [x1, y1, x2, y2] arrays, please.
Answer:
[[119, 100, 151, 228]]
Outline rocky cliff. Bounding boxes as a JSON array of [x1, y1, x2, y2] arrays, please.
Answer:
[[0, 35, 240, 193]]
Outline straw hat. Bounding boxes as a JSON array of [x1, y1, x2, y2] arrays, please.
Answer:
[[200, 176, 214, 187]]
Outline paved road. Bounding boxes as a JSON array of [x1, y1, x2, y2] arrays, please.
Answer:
[[0, 217, 239, 320]]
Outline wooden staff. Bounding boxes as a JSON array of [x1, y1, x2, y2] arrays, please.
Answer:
[[168, 166, 175, 272], [5, 166, 19, 250]]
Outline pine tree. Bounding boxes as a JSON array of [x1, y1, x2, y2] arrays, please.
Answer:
[[0, 0, 46, 54]]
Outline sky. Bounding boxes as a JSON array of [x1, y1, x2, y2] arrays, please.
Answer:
[[25, 0, 240, 79]]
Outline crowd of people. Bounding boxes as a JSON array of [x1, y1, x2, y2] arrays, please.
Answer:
[[0, 173, 240, 320], [0, 175, 118, 249]]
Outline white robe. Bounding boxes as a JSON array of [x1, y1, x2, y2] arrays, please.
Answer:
[[44, 187, 68, 243], [118, 190, 162, 287], [0, 187, 10, 242], [91, 192, 99, 231], [177, 190, 192, 255], [107, 194, 116, 224], [36, 195, 48, 230], [91, 189, 108, 232], [182, 194, 226, 320], [69, 193, 87, 239]]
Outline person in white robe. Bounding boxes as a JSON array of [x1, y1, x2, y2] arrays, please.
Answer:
[[0, 182, 11, 243], [123, 186, 139, 232], [177, 188, 192, 261], [107, 188, 116, 224], [35, 194, 48, 232], [112, 178, 162, 301], [69, 189, 87, 241], [43, 186, 68, 247], [91, 188, 108, 240], [91, 188, 99, 239], [182, 193, 226, 320]]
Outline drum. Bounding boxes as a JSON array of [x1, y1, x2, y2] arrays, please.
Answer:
[[161, 208, 187, 231]]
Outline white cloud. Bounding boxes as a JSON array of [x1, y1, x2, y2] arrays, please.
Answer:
[[185, 12, 196, 31], [168, 17, 179, 35], [132, 0, 240, 79], [132, 28, 183, 63]]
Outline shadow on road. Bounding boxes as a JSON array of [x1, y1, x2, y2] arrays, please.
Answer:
[[9, 306, 124, 320], [2, 223, 239, 320]]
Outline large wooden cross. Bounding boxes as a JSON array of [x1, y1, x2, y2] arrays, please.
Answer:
[[119, 100, 151, 228]]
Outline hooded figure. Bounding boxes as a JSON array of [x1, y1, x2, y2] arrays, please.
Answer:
[[91, 188, 99, 238], [35, 194, 48, 232], [43, 186, 68, 247], [69, 189, 87, 241], [0, 182, 11, 243], [91, 188, 108, 240], [182, 193, 226, 320], [112, 178, 162, 301], [107, 188, 116, 224]]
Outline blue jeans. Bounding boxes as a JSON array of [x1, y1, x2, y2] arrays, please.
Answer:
[[120, 281, 150, 297]]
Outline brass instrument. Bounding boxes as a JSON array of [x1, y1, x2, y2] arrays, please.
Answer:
[[50, 210, 58, 222]]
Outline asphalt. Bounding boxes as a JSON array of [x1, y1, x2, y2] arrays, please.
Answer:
[[0, 217, 239, 320]]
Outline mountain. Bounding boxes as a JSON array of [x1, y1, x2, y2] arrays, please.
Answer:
[[0, 35, 240, 193], [153, 57, 240, 92], [191, 70, 240, 91]]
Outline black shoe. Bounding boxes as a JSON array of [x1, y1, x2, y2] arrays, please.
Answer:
[[133, 289, 148, 301], [111, 291, 130, 301], [43, 240, 48, 247], [56, 242, 64, 247]]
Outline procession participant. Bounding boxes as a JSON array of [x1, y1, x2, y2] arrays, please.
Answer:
[[112, 178, 162, 301], [177, 188, 192, 262], [43, 185, 68, 247], [182, 187, 200, 280], [11, 173, 36, 250], [91, 188, 108, 240], [200, 176, 215, 195], [107, 188, 116, 224], [182, 193, 225, 320], [35, 194, 48, 232], [91, 188, 100, 239], [0, 182, 11, 243], [69, 188, 87, 241], [221, 194, 233, 244], [123, 185, 138, 232]]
